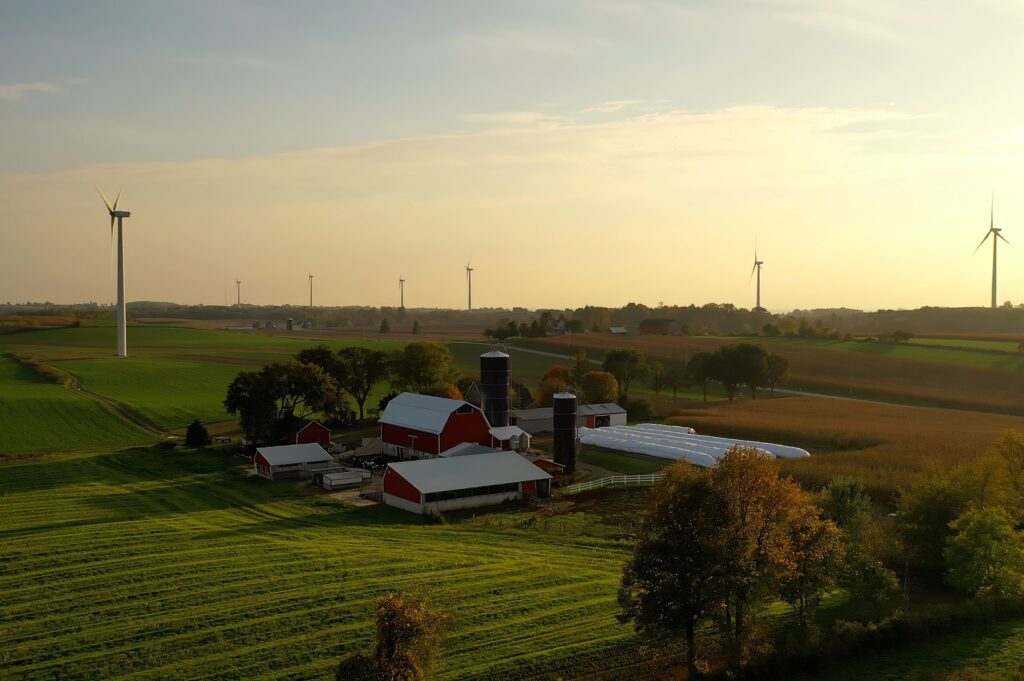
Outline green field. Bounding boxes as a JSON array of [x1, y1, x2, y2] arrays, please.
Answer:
[[912, 337, 1022, 353], [0, 353, 154, 454], [0, 325, 406, 436], [578, 447, 665, 475], [0, 448, 649, 680]]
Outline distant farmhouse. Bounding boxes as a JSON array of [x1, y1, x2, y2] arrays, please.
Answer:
[[637, 318, 683, 335]]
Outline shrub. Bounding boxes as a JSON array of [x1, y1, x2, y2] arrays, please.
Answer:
[[624, 396, 654, 422], [185, 420, 209, 447]]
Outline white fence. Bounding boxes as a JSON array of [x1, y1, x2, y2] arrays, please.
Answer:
[[562, 473, 664, 495]]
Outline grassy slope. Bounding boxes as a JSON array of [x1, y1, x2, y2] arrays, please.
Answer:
[[0, 448, 644, 681], [0, 354, 153, 454]]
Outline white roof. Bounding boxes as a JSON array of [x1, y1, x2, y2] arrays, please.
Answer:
[[387, 451, 550, 493], [256, 443, 331, 466], [510, 403, 625, 419], [489, 425, 527, 440], [580, 403, 626, 416], [380, 392, 476, 434], [481, 350, 509, 357], [323, 472, 363, 482], [440, 442, 502, 457]]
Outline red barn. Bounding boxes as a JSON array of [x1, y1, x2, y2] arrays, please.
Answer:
[[293, 421, 331, 448], [382, 451, 552, 515], [379, 392, 492, 459]]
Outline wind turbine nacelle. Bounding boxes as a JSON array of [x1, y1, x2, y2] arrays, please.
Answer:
[[113, 210, 131, 218]]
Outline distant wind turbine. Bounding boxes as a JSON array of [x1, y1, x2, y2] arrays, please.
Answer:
[[399, 275, 405, 309], [236, 280, 241, 308], [750, 247, 764, 310], [97, 187, 130, 358], [308, 273, 314, 307], [974, 196, 1010, 309], [465, 260, 474, 311]]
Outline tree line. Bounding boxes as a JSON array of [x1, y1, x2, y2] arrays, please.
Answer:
[[620, 432, 1024, 677]]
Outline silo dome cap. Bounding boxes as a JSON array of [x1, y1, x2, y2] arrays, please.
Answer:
[[553, 391, 577, 399], [481, 350, 510, 357]]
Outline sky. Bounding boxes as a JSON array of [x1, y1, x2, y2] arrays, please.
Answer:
[[2, 0, 1024, 312]]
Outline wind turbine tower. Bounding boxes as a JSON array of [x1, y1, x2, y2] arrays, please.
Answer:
[[750, 249, 765, 310], [465, 261, 474, 311], [974, 196, 1010, 309], [97, 187, 130, 358], [236, 280, 241, 308], [399, 275, 405, 309], [308, 273, 314, 307]]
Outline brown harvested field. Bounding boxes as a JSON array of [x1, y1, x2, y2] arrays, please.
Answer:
[[524, 334, 1024, 415], [664, 395, 1024, 500]]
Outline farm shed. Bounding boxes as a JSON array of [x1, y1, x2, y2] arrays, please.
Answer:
[[607, 326, 628, 335], [522, 454, 566, 477], [316, 471, 364, 491], [254, 443, 333, 480], [379, 392, 491, 459], [488, 425, 530, 452], [509, 403, 627, 434], [638, 319, 683, 335], [382, 451, 552, 515]]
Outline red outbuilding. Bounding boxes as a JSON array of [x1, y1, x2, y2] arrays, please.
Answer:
[[379, 392, 492, 459]]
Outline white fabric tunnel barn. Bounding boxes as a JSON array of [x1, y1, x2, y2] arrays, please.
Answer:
[[577, 423, 810, 468]]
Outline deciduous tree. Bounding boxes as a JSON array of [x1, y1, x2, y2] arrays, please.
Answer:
[[602, 348, 647, 398], [945, 507, 1024, 607], [579, 370, 619, 404], [337, 347, 390, 421], [390, 342, 456, 393]]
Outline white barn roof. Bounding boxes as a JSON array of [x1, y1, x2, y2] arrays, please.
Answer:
[[380, 392, 476, 434], [489, 425, 527, 440], [387, 451, 550, 493], [256, 443, 331, 466], [580, 403, 626, 416]]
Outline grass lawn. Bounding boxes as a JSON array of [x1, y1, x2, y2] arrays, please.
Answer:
[[578, 446, 665, 475], [0, 354, 153, 454], [0, 448, 651, 681]]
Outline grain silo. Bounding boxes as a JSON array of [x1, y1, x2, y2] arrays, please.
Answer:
[[553, 390, 578, 473], [480, 349, 511, 427]]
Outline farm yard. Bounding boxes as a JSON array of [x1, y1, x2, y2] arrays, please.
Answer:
[[1, 320, 1023, 679]]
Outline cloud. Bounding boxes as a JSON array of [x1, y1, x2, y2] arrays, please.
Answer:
[[0, 81, 65, 102], [0, 104, 1016, 311], [582, 100, 650, 113], [460, 111, 567, 126]]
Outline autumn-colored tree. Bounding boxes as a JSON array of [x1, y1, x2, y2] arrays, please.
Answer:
[[994, 430, 1024, 509], [708, 448, 806, 666], [430, 383, 464, 401], [371, 592, 449, 681], [579, 371, 618, 404], [945, 507, 1024, 608], [542, 365, 571, 384], [619, 463, 726, 677], [780, 502, 845, 627], [535, 377, 567, 407]]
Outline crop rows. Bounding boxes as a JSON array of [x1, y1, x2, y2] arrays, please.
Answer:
[[0, 449, 639, 680]]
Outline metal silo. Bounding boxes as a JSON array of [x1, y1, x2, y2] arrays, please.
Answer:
[[553, 390, 578, 473], [480, 349, 511, 427]]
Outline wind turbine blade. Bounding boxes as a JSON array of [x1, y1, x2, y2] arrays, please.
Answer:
[[112, 186, 122, 212], [96, 186, 113, 213], [110, 215, 115, 240], [973, 231, 991, 254], [998, 232, 1010, 245], [749, 263, 756, 281]]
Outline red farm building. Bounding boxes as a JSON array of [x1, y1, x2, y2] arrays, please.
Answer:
[[379, 392, 492, 459], [382, 450, 551, 515]]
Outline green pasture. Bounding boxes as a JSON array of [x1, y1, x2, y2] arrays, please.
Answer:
[[912, 336, 1022, 353], [0, 448, 649, 680], [578, 447, 665, 475], [0, 354, 153, 454]]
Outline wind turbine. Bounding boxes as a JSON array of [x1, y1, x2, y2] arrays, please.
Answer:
[[97, 187, 130, 358], [750, 247, 764, 310], [465, 260, 474, 311], [308, 273, 314, 307], [236, 280, 241, 307], [399, 274, 405, 309], [974, 196, 1010, 309]]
